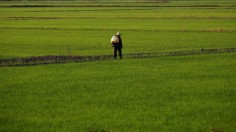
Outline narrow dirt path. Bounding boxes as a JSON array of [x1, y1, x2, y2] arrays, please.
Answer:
[[0, 47, 235, 67]]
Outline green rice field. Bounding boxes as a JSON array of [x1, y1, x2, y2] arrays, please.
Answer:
[[0, 0, 236, 131], [0, 0, 236, 58], [0, 53, 235, 131]]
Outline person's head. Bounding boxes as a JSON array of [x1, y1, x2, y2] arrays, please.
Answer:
[[117, 32, 122, 36]]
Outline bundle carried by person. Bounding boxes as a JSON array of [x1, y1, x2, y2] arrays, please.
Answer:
[[111, 35, 119, 45]]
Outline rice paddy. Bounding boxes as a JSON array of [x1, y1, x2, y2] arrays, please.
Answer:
[[0, 0, 235, 131]]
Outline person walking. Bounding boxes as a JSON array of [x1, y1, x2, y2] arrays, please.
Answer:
[[111, 32, 123, 59]]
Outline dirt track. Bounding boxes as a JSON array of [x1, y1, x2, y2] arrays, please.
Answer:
[[0, 47, 235, 67]]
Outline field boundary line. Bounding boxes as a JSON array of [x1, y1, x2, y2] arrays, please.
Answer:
[[0, 47, 235, 67]]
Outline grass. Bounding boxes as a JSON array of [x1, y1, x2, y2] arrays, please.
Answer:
[[1, 29, 235, 58], [0, 1, 236, 59], [0, 5, 236, 58], [0, 0, 235, 131], [0, 53, 235, 131], [0, 0, 236, 7], [1, 28, 235, 58]]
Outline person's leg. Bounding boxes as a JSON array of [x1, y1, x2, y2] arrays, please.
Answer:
[[118, 48, 122, 59], [114, 47, 117, 59]]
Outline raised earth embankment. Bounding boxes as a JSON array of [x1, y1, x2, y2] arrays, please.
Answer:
[[0, 47, 235, 66]]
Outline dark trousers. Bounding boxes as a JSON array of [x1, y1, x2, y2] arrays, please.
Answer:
[[114, 46, 122, 59]]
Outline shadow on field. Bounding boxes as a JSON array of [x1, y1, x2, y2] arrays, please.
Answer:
[[0, 47, 235, 67]]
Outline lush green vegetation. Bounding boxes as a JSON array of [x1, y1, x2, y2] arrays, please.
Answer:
[[0, 53, 235, 131], [0, 0, 235, 131], [0, 0, 236, 58]]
